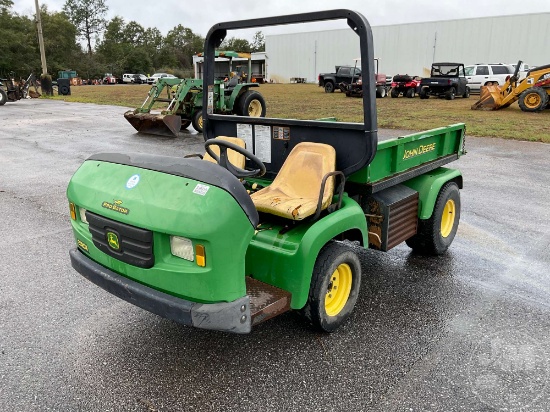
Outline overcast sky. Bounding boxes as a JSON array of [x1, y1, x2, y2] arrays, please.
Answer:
[[12, 0, 550, 39]]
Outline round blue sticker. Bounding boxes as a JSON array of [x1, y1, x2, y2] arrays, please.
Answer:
[[126, 174, 140, 189]]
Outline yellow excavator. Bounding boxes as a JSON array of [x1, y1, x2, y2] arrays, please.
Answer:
[[471, 61, 550, 111]]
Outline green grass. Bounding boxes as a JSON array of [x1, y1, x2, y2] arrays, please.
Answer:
[[46, 83, 550, 142]]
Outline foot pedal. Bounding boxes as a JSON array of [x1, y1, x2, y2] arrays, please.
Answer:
[[246, 277, 291, 326]]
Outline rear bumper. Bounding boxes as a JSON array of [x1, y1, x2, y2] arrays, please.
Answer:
[[69, 248, 251, 334]]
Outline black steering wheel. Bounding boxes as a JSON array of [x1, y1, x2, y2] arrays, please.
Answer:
[[204, 139, 266, 178]]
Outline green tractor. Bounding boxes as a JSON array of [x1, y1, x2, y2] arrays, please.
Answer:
[[68, 10, 466, 334], [124, 51, 266, 137]]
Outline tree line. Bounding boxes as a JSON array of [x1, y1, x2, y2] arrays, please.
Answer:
[[0, 0, 265, 81]]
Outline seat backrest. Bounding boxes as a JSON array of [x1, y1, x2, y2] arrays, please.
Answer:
[[203, 136, 246, 169], [250, 142, 336, 220]]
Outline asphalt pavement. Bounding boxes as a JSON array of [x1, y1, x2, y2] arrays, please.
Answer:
[[1, 99, 549, 411]]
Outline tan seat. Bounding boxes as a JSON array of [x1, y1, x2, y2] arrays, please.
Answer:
[[203, 136, 246, 169], [251, 142, 336, 220]]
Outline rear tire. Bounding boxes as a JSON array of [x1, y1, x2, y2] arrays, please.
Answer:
[[390, 88, 400, 98], [444, 87, 456, 100], [237, 90, 266, 117], [518, 87, 548, 112], [191, 109, 203, 133], [376, 86, 387, 98], [419, 87, 429, 99], [0, 88, 6, 105], [302, 241, 362, 333], [324, 82, 335, 93], [406, 182, 461, 255], [406, 88, 415, 98]]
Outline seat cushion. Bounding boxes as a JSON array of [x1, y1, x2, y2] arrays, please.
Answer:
[[251, 142, 336, 220]]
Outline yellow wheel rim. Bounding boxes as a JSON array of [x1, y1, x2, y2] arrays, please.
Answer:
[[525, 93, 541, 109], [325, 263, 353, 317], [248, 99, 262, 117], [197, 114, 203, 129], [440, 199, 456, 238]]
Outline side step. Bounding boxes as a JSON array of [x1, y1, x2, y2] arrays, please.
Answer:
[[246, 277, 291, 326]]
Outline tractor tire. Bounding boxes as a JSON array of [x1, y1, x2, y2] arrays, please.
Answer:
[[444, 87, 456, 100], [419, 87, 429, 99], [463, 87, 470, 98], [192, 109, 203, 133], [390, 88, 400, 98], [324, 82, 335, 93], [181, 120, 191, 130], [301, 241, 362, 333], [376, 86, 387, 98], [518, 87, 549, 112], [0, 88, 6, 105], [237, 90, 266, 117], [406, 88, 415, 98], [406, 182, 461, 256]]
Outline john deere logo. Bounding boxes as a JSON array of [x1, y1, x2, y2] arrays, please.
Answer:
[[106, 231, 120, 251]]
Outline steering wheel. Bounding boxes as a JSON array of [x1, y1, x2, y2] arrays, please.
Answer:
[[204, 139, 266, 178]]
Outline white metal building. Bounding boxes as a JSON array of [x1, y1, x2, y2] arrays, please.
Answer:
[[265, 13, 550, 82]]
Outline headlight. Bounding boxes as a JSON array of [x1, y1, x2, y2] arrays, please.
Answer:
[[79, 207, 88, 224], [170, 236, 194, 261]]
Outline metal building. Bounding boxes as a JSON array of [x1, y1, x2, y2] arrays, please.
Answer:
[[265, 13, 550, 82]]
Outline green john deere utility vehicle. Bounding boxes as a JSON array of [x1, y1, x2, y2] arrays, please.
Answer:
[[124, 51, 266, 136], [68, 10, 466, 334]]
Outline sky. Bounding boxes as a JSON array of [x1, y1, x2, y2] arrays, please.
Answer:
[[12, 0, 550, 40]]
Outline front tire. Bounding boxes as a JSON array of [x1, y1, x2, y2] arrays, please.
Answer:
[[192, 109, 203, 133], [237, 90, 267, 117], [463, 87, 470, 98], [181, 120, 191, 130], [0, 88, 7, 105], [376, 86, 387, 98], [406, 88, 415, 98], [406, 182, 461, 255], [302, 241, 362, 332], [518, 87, 549, 112], [390, 88, 400, 98], [445, 87, 456, 100]]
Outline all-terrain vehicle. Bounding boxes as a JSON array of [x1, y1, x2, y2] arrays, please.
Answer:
[[125, 51, 266, 136], [419, 63, 470, 100], [390, 74, 422, 98], [67, 10, 466, 334], [0, 72, 24, 104]]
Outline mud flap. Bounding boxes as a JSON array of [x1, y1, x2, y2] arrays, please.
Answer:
[[471, 85, 503, 110], [124, 111, 182, 137]]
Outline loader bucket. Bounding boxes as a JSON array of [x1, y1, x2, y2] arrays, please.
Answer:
[[124, 111, 181, 137], [471, 85, 503, 110]]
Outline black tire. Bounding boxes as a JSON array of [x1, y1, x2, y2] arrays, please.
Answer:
[[406, 88, 415, 98], [463, 87, 470, 98], [302, 241, 362, 332], [390, 88, 400, 98], [419, 87, 429, 99], [444, 87, 456, 100], [191, 109, 203, 133], [181, 120, 191, 130], [237, 90, 266, 117], [518, 87, 549, 112], [376, 86, 387, 98], [406, 182, 461, 256], [0, 88, 6, 105], [324, 82, 335, 93]]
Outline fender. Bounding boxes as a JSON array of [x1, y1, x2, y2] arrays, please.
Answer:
[[402, 167, 463, 220]]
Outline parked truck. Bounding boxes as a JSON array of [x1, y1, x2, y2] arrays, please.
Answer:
[[319, 58, 388, 97], [67, 10, 466, 334]]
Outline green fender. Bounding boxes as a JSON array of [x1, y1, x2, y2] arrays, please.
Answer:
[[402, 167, 463, 220], [245, 196, 368, 309]]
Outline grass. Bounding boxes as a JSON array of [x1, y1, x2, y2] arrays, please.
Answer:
[[46, 83, 550, 143]]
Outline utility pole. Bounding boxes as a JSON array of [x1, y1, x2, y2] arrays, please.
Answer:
[[34, 0, 53, 95]]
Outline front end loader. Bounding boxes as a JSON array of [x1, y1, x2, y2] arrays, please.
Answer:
[[471, 61, 550, 112]]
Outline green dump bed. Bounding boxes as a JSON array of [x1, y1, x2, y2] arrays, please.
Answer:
[[348, 123, 466, 192]]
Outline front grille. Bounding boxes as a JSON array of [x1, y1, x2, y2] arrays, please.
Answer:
[[86, 211, 154, 268]]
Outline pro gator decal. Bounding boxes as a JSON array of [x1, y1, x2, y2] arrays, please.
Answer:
[[102, 199, 129, 215]]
